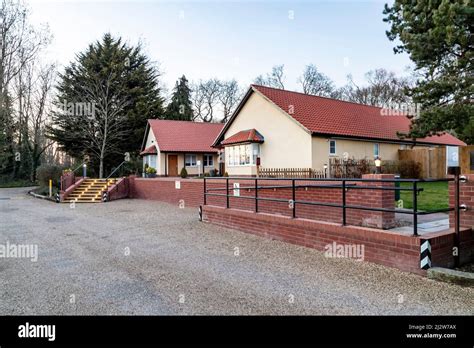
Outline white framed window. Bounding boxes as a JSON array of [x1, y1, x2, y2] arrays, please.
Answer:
[[204, 154, 214, 167], [329, 140, 336, 155], [185, 154, 197, 167], [226, 144, 260, 166], [374, 143, 380, 158], [252, 143, 260, 164], [234, 146, 240, 166], [144, 155, 157, 169]]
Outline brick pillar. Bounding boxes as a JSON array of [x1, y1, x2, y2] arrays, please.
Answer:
[[128, 175, 137, 198], [449, 174, 474, 229], [360, 174, 395, 229]]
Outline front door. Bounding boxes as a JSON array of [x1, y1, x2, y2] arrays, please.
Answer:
[[168, 155, 178, 176]]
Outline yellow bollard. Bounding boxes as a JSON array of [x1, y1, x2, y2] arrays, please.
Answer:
[[49, 179, 52, 197]]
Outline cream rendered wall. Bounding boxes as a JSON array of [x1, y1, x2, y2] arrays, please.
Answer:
[[311, 136, 403, 170], [159, 153, 166, 175], [164, 153, 219, 176], [143, 129, 163, 175], [224, 92, 312, 176]]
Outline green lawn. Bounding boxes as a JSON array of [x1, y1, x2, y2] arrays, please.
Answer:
[[398, 181, 449, 211]]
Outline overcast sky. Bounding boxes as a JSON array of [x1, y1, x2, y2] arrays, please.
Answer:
[[28, 0, 413, 94]]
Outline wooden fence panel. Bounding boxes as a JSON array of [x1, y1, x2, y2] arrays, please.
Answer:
[[398, 147, 446, 179], [460, 145, 474, 174], [257, 167, 326, 178]]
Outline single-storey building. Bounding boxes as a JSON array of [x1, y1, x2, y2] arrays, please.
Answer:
[[212, 85, 465, 176], [140, 119, 224, 176]]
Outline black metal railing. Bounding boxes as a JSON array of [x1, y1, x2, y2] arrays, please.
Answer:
[[107, 161, 127, 180], [203, 177, 456, 236]]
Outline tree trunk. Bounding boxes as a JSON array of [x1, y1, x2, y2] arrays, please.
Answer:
[[99, 157, 104, 179]]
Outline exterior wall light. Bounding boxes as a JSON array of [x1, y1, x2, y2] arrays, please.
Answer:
[[374, 157, 382, 174]]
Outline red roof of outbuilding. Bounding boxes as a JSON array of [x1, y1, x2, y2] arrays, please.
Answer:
[[241, 85, 465, 146], [221, 129, 264, 145], [146, 119, 224, 153]]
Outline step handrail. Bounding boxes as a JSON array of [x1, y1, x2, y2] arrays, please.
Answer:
[[72, 161, 88, 174], [107, 161, 127, 180], [60, 161, 88, 191]]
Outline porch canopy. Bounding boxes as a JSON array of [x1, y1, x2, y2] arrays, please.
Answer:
[[221, 129, 264, 146], [140, 145, 157, 156]]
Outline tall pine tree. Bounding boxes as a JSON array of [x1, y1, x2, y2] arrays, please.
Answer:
[[384, 0, 473, 144], [48, 33, 165, 177], [165, 75, 194, 121]]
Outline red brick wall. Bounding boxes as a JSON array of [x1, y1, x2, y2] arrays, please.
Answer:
[[130, 177, 205, 208], [60, 172, 76, 192], [202, 205, 473, 275], [108, 177, 130, 201], [61, 177, 85, 201], [448, 174, 474, 265], [130, 174, 396, 228], [449, 174, 474, 229]]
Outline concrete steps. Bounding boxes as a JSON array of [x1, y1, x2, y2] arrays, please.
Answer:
[[64, 178, 117, 203]]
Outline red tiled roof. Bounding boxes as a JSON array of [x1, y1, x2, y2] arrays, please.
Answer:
[[146, 119, 224, 153], [221, 129, 264, 145], [251, 85, 465, 146], [140, 145, 157, 156]]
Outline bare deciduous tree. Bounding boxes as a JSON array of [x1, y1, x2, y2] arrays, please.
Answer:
[[191, 79, 220, 122], [217, 79, 242, 123], [14, 62, 56, 180], [340, 69, 412, 107], [78, 73, 130, 178], [0, 0, 51, 180], [0, 0, 50, 98], [254, 65, 285, 89], [192, 78, 243, 123], [298, 64, 337, 97]]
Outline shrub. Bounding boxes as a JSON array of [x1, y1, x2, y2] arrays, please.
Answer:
[[146, 166, 157, 174], [180, 167, 188, 178], [223, 171, 229, 177], [397, 160, 422, 179], [36, 164, 64, 188]]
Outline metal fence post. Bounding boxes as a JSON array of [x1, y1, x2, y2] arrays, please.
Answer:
[[413, 181, 418, 236], [203, 177, 207, 206], [342, 180, 346, 226], [226, 178, 229, 209], [292, 179, 296, 218], [255, 178, 258, 213]]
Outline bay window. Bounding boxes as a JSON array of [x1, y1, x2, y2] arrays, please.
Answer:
[[226, 143, 260, 166]]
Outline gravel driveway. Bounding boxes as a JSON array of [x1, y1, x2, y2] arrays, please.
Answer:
[[0, 187, 473, 315]]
